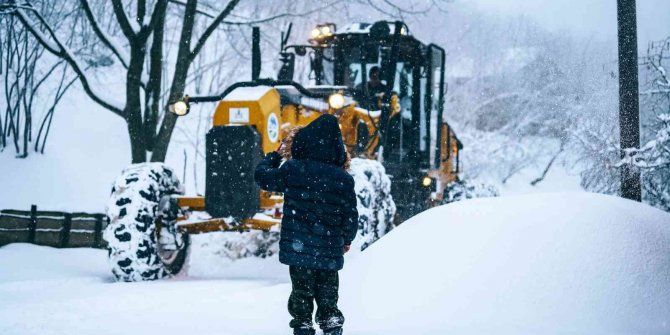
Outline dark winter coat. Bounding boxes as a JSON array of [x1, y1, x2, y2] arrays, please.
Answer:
[[254, 114, 358, 271]]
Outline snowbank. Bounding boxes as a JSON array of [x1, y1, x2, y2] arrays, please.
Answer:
[[341, 192, 670, 334], [1, 192, 668, 335]]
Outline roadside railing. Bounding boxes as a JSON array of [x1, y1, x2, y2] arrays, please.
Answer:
[[0, 205, 108, 249]]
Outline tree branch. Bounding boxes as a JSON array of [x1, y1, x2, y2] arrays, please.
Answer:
[[138, 0, 168, 41], [189, 0, 240, 61], [531, 142, 565, 186], [167, 0, 214, 18], [167, 0, 344, 26], [14, 5, 125, 117], [79, 0, 130, 68], [111, 0, 137, 40], [137, 0, 146, 26], [380, 0, 434, 15]]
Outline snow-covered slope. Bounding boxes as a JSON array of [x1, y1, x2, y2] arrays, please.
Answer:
[[1, 192, 668, 335], [341, 192, 670, 334]]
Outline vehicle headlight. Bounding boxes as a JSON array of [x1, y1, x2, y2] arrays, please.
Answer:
[[328, 93, 345, 109], [311, 28, 321, 39], [422, 176, 433, 188], [320, 25, 331, 36], [170, 100, 189, 116]]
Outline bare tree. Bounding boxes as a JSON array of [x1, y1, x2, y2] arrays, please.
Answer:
[[0, 1, 77, 157], [2, 0, 242, 163], [640, 37, 670, 118]]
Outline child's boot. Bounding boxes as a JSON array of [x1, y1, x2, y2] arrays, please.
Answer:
[[293, 324, 315, 335]]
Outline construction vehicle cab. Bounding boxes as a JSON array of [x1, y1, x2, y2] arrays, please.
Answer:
[[278, 21, 462, 217]]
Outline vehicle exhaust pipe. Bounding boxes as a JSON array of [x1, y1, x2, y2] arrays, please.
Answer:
[[252, 26, 261, 81]]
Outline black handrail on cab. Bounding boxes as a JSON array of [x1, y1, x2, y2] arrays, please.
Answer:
[[185, 79, 331, 104]]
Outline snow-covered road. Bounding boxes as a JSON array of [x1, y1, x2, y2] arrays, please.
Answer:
[[1, 193, 669, 335], [0, 244, 292, 335]]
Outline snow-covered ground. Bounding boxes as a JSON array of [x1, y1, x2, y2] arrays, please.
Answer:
[[1, 192, 668, 335]]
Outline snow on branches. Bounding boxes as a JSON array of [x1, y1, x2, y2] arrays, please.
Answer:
[[582, 37, 670, 211], [620, 114, 670, 211]]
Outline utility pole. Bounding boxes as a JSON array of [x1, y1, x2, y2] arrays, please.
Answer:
[[617, 0, 641, 201]]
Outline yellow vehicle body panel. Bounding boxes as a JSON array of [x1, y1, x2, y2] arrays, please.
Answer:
[[213, 87, 282, 153], [177, 217, 279, 234], [175, 196, 205, 211], [426, 123, 461, 203]]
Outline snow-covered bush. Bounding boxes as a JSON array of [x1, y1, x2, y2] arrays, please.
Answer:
[[349, 158, 397, 251], [572, 114, 670, 213], [637, 38, 670, 212], [574, 37, 670, 212], [570, 119, 621, 195], [620, 114, 670, 211], [441, 179, 499, 204]]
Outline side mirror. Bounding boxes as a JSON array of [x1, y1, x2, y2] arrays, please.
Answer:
[[278, 52, 295, 81]]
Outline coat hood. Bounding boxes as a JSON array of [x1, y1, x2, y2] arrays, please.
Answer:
[[291, 114, 346, 167]]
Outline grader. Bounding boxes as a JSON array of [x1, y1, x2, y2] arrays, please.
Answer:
[[104, 21, 463, 281]]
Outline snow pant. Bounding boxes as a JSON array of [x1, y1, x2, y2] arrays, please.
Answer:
[[288, 265, 344, 334]]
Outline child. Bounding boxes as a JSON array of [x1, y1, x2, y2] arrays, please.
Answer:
[[254, 114, 358, 335]]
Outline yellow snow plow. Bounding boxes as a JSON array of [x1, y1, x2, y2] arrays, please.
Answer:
[[105, 21, 463, 281]]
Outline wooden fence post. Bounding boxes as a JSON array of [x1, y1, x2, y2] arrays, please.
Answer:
[[28, 205, 37, 243], [60, 213, 72, 248], [94, 214, 104, 248]]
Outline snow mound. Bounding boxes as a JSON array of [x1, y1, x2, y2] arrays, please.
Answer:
[[341, 192, 670, 334]]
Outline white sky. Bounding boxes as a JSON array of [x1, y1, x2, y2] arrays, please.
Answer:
[[465, 0, 670, 47]]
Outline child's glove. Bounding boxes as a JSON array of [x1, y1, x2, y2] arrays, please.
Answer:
[[265, 151, 282, 168], [343, 244, 351, 254]]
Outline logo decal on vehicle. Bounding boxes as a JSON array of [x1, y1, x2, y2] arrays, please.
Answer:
[[229, 107, 249, 123], [267, 113, 279, 143]]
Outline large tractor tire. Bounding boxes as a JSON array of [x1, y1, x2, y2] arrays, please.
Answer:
[[349, 158, 396, 250], [104, 163, 189, 282]]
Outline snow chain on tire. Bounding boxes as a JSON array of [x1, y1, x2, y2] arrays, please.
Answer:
[[104, 163, 187, 281]]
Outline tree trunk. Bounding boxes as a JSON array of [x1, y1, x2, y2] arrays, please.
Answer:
[[150, 0, 198, 163], [126, 42, 147, 163], [144, 2, 167, 153], [150, 64, 189, 162]]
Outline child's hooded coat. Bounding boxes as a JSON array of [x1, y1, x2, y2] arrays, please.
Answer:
[[254, 114, 358, 271]]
